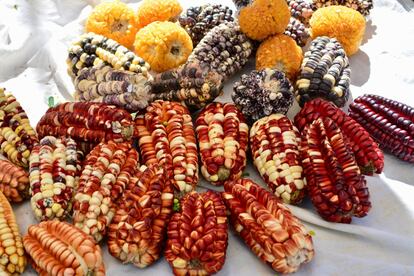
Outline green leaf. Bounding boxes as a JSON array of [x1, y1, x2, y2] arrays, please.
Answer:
[[47, 96, 55, 108], [309, 230, 316, 236], [173, 198, 180, 212], [13, 4, 18, 10], [241, 172, 250, 178]]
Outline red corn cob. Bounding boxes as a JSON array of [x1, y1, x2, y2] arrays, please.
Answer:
[[0, 159, 29, 203]]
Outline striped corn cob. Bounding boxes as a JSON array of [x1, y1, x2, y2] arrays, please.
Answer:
[[72, 141, 139, 242], [0, 191, 26, 275], [29, 136, 81, 221], [294, 98, 384, 175], [222, 178, 314, 274], [23, 221, 105, 275], [0, 160, 29, 203], [67, 32, 150, 79], [165, 191, 228, 275], [135, 101, 198, 196], [195, 102, 249, 185], [301, 117, 371, 223], [349, 94, 414, 163], [36, 102, 134, 151], [108, 164, 173, 268], [74, 65, 152, 112], [250, 114, 305, 204], [0, 88, 38, 168]]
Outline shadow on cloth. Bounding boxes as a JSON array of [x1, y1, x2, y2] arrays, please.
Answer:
[[362, 19, 377, 45], [382, 154, 414, 185], [350, 50, 371, 87]]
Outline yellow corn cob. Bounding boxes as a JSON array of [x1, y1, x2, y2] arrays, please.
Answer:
[[0, 159, 29, 203]]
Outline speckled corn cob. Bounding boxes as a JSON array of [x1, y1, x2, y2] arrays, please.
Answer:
[[0, 160, 29, 203], [67, 32, 150, 78], [0, 191, 26, 275], [0, 88, 38, 168], [222, 178, 314, 274], [301, 117, 371, 223], [313, 0, 373, 16], [29, 136, 81, 221], [165, 191, 228, 275], [284, 17, 310, 47], [74, 65, 152, 112], [287, 0, 314, 25], [108, 164, 173, 268], [295, 36, 351, 108], [23, 221, 105, 275], [349, 94, 414, 163], [196, 102, 249, 185], [186, 22, 253, 80], [294, 98, 384, 175], [72, 141, 139, 242], [135, 101, 198, 196], [151, 61, 224, 111]]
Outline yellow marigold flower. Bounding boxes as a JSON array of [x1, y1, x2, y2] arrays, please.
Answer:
[[137, 0, 182, 29]]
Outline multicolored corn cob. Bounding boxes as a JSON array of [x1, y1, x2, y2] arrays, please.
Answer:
[[250, 114, 305, 204], [23, 221, 105, 275], [135, 101, 198, 196], [349, 94, 414, 163], [313, 0, 373, 16], [108, 164, 173, 268], [165, 191, 228, 275], [0, 160, 29, 203], [301, 117, 371, 223], [72, 141, 139, 242], [294, 98, 384, 175], [287, 0, 314, 25], [222, 178, 314, 274], [284, 17, 310, 47], [196, 102, 249, 185]]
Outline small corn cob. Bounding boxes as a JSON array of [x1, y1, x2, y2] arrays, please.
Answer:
[[67, 32, 150, 78], [222, 178, 314, 274], [349, 94, 414, 163], [0, 191, 26, 275], [294, 98, 384, 175], [36, 102, 134, 150], [165, 191, 228, 275], [135, 101, 198, 196], [250, 114, 305, 204], [29, 136, 81, 221], [313, 0, 373, 16], [287, 0, 314, 25], [301, 117, 371, 223], [23, 221, 105, 275], [0, 88, 38, 168], [284, 17, 310, 47], [74, 65, 152, 112], [108, 164, 173, 268], [73, 141, 139, 242], [0, 160, 29, 203], [195, 102, 249, 185]]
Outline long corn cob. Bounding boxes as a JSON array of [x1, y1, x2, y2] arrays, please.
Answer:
[[135, 101, 198, 196], [72, 141, 139, 242], [0, 88, 38, 168], [301, 117, 371, 223], [67, 32, 150, 78], [222, 178, 314, 274], [29, 136, 81, 221], [250, 114, 305, 204], [196, 102, 249, 185], [23, 221, 105, 275], [0, 160, 29, 203], [108, 164, 173, 268], [0, 191, 26, 275]]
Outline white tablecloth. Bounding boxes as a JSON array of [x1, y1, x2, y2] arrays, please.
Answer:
[[0, 0, 413, 275]]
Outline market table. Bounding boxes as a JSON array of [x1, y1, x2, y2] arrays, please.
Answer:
[[0, 0, 413, 275]]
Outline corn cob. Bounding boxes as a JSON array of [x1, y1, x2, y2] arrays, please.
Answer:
[[0, 191, 26, 275], [294, 98, 384, 175], [29, 136, 81, 221], [36, 102, 134, 150], [349, 94, 414, 163], [135, 101, 198, 196], [108, 164, 173, 268], [313, 0, 373, 16], [301, 117, 371, 223], [222, 178, 314, 274], [74, 65, 152, 112], [250, 114, 305, 204], [287, 0, 314, 26], [72, 141, 139, 243], [0, 160, 29, 203], [165, 191, 228, 275], [284, 17, 310, 47], [151, 61, 224, 111], [23, 221, 105, 276], [0, 88, 38, 168], [67, 32, 150, 79], [195, 102, 249, 185]]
